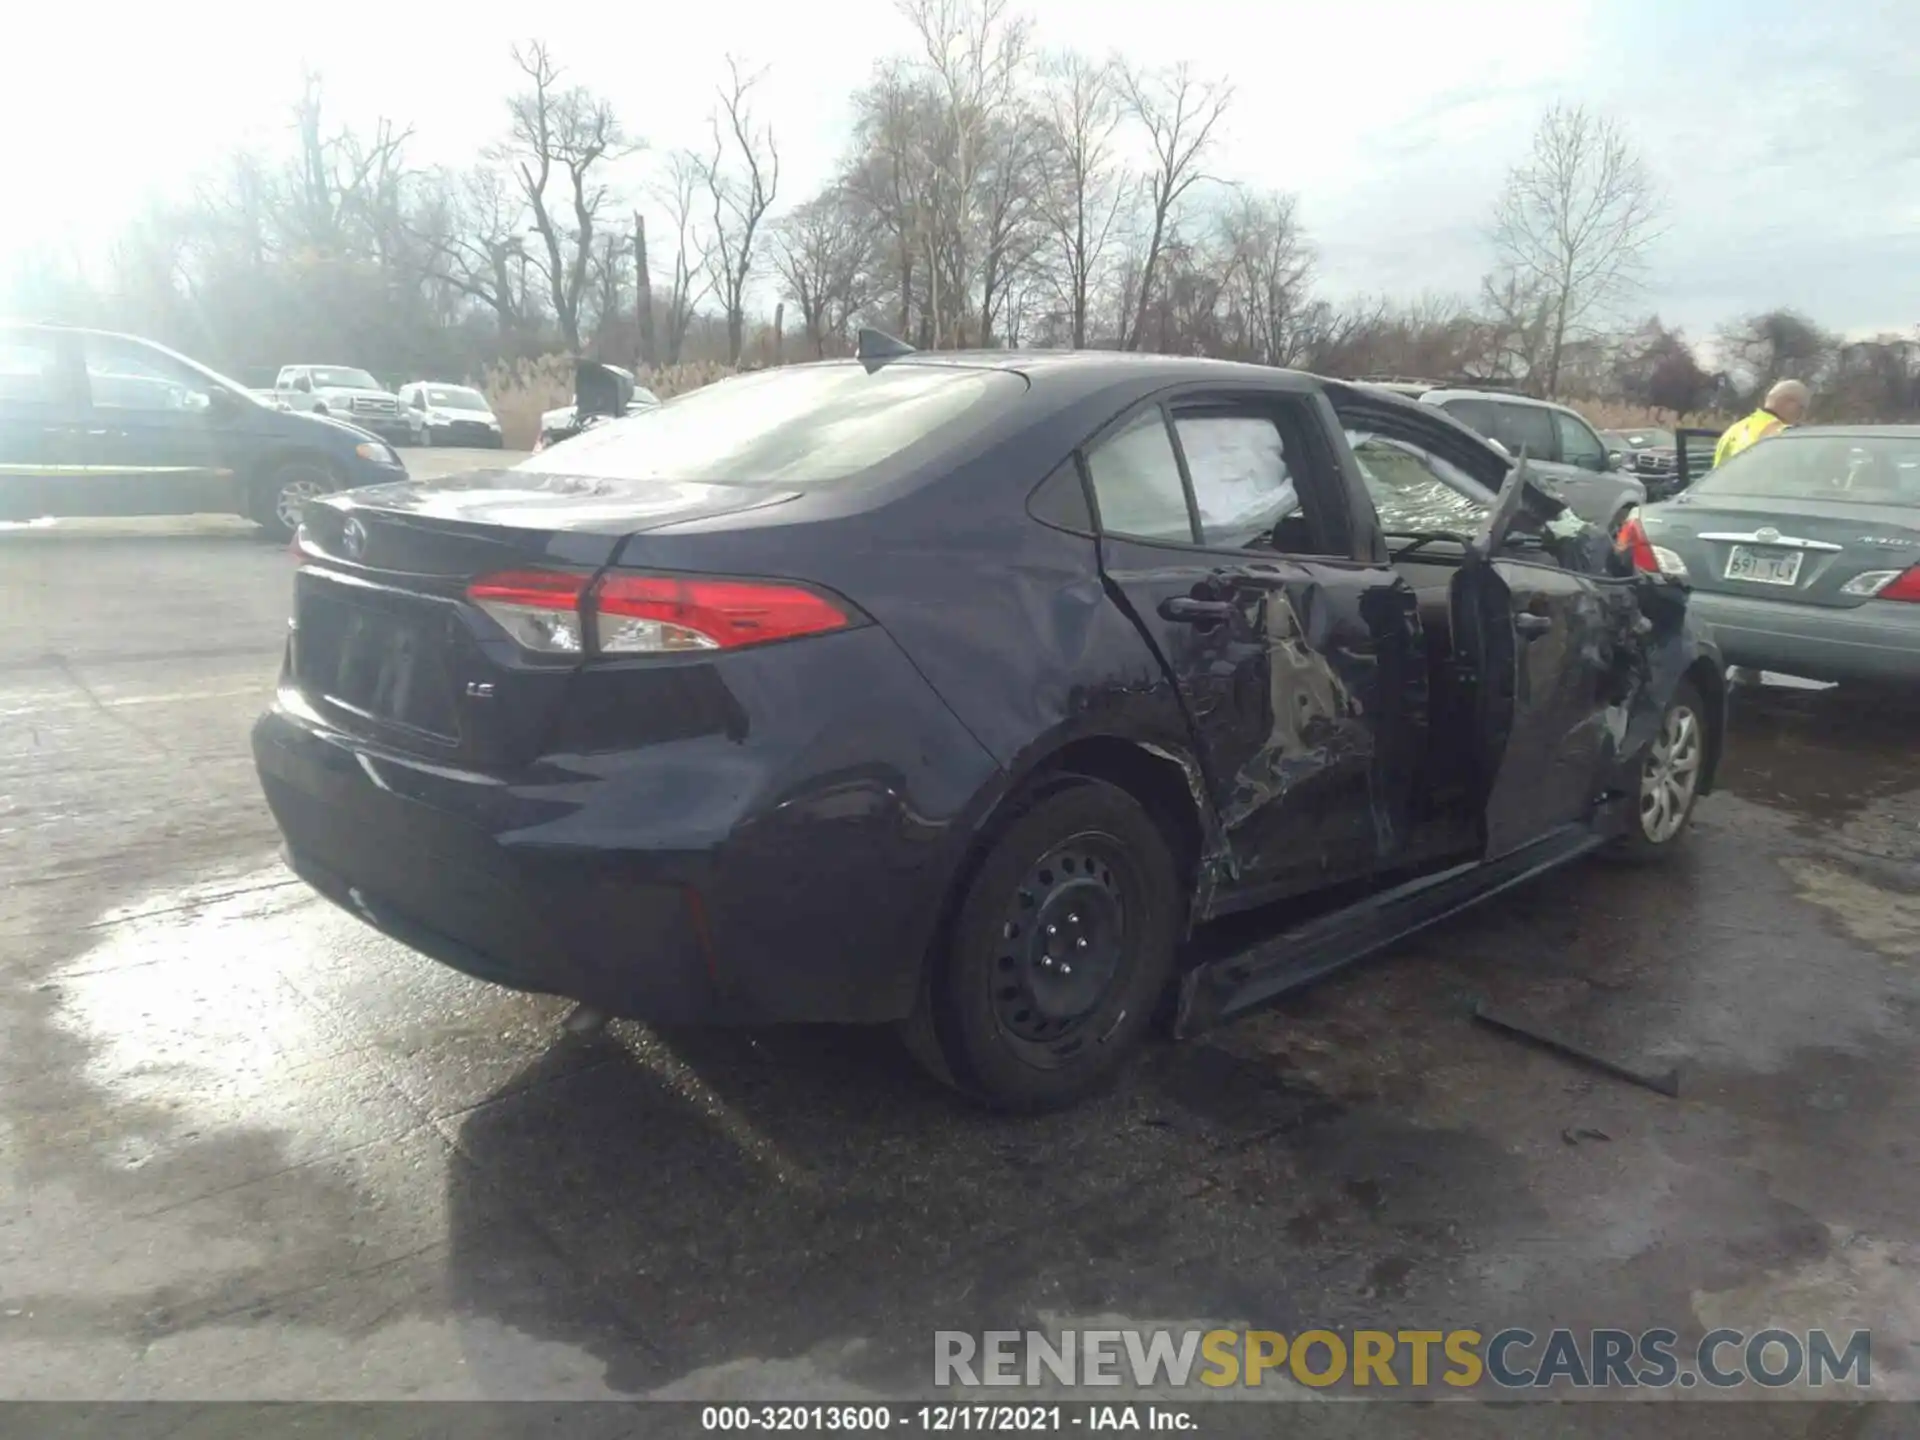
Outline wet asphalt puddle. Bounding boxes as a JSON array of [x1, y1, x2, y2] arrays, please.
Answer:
[[2, 566, 1917, 1407]]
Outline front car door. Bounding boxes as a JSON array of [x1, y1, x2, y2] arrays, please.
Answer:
[[1083, 386, 1426, 912], [74, 334, 234, 517], [1449, 461, 1648, 859], [0, 327, 88, 521]]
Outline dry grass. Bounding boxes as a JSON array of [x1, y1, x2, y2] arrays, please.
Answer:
[[483, 353, 740, 449], [1571, 400, 1735, 432]]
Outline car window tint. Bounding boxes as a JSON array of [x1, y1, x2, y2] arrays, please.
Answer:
[[1555, 411, 1607, 470], [1347, 433, 1490, 534], [1439, 398, 1497, 437], [1492, 402, 1556, 460], [1174, 413, 1298, 549], [0, 333, 61, 405], [516, 363, 1024, 485], [84, 337, 211, 412], [1083, 409, 1194, 543]]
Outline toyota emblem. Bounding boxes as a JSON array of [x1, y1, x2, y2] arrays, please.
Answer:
[[1754, 526, 1781, 543], [341, 516, 368, 560]]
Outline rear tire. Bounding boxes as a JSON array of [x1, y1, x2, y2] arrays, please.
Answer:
[[1609, 677, 1706, 863], [251, 461, 333, 542], [905, 777, 1180, 1112]]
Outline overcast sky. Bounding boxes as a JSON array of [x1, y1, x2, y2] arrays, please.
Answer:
[[5, 0, 1914, 343]]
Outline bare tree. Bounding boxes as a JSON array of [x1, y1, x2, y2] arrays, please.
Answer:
[[772, 190, 872, 356], [842, 64, 940, 339], [1215, 189, 1313, 366], [898, 0, 1031, 347], [1035, 52, 1126, 348], [652, 151, 712, 364], [498, 41, 636, 352], [1117, 62, 1232, 351], [426, 165, 535, 334], [1489, 103, 1663, 395], [700, 58, 780, 366]]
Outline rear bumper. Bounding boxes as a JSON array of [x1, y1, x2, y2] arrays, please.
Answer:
[[251, 625, 1002, 1024], [1687, 591, 1920, 684]]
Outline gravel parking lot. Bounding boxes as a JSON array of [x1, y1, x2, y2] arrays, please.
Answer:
[[2, 448, 1916, 1421]]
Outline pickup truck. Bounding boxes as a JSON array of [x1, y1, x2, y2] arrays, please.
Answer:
[[275, 365, 415, 446], [252, 342, 1728, 1110]]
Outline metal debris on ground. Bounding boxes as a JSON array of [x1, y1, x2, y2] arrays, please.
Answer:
[[1471, 999, 1682, 1098]]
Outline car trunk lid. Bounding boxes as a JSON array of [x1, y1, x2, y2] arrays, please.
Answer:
[[291, 475, 806, 766], [1642, 495, 1920, 608]]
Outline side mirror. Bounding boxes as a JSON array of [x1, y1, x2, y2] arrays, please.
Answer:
[[204, 387, 240, 420], [1603, 451, 1624, 472]]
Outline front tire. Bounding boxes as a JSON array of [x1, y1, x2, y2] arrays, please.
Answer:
[[1611, 677, 1706, 862], [251, 462, 333, 542], [907, 778, 1180, 1112]]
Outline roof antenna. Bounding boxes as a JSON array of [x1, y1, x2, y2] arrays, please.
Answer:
[[856, 327, 916, 372]]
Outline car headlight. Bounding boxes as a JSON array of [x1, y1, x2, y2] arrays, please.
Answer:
[[354, 441, 401, 466], [426, 411, 451, 424]]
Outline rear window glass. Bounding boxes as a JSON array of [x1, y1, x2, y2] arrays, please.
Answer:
[[1694, 435, 1920, 507], [516, 363, 1024, 484]]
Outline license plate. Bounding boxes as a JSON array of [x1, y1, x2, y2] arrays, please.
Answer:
[[305, 599, 457, 736], [1725, 545, 1803, 586]]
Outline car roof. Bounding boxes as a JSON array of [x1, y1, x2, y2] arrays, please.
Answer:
[[832, 348, 1326, 392], [1416, 386, 1567, 410], [1769, 424, 1920, 440]]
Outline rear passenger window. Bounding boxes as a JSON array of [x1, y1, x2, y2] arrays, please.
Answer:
[[1172, 413, 1299, 549], [1554, 410, 1607, 471], [1440, 398, 1496, 438], [1083, 409, 1193, 544], [1491, 402, 1556, 460]]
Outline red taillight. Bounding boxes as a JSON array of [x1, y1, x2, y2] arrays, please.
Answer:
[[1616, 511, 1660, 572], [594, 574, 851, 652], [467, 570, 591, 653], [464, 569, 851, 654], [1877, 564, 1920, 602]]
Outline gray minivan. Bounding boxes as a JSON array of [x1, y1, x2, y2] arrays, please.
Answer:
[[1369, 383, 1648, 533]]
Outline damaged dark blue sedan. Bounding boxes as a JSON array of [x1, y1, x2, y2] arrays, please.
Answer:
[[252, 339, 1724, 1110]]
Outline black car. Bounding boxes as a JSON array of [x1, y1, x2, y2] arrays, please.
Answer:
[[252, 340, 1724, 1110], [0, 324, 408, 539]]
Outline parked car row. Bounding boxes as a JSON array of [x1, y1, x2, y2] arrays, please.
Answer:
[[274, 365, 503, 448]]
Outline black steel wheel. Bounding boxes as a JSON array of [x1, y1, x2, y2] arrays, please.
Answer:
[[908, 776, 1180, 1111]]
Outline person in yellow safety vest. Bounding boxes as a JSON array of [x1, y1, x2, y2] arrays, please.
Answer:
[[1714, 379, 1810, 467], [1712, 378, 1811, 692]]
